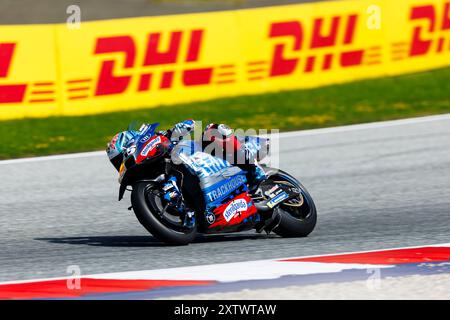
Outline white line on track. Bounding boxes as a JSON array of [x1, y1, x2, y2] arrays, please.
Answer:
[[277, 113, 450, 138], [1, 113, 449, 165], [0, 242, 448, 285], [0, 150, 104, 165]]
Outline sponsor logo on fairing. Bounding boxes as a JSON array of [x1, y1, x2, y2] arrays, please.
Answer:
[[140, 136, 161, 157], [267, 191, 288, 208], [223, 199, 248, 222], [189, 152, 230, 178], [206, 212, 216, 224], [205, 175, 247, 202]]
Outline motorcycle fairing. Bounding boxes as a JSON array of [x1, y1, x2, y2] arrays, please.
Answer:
[[173, 141, 258, 231], [209, 191, 257, 230], [198, 166, 259, 231], [117, 123, 164, 186], [135, 135, 171, 164], [134, 123, 160, 152]]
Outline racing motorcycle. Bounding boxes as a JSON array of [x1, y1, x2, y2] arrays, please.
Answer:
[[107, 122, 317, 245]]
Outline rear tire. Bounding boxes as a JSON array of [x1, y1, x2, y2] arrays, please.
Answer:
[[131, 181, 197, 245], [264, 169, 317, 237]]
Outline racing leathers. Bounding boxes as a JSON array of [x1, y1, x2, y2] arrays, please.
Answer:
[[106, 119, 195, 170], [106, 119, 266, 188]]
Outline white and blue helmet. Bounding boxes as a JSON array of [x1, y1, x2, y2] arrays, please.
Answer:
[[106, 131, 137, 170]]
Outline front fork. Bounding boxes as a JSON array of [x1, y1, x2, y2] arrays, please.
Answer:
[[161, 175, 195, 228]]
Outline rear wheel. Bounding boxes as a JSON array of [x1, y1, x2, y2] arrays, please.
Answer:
[[131, 181, 197, 245], [264, 169, 317, 237]]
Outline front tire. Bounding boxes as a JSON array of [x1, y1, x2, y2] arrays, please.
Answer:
[[131, 181, 197, 245]]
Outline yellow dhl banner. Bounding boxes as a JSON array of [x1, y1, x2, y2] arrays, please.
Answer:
[[0, 0, 449, 120]]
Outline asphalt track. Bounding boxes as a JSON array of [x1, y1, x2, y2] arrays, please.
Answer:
[[1, 114, 450, 282], [0, 0, 328, 24]]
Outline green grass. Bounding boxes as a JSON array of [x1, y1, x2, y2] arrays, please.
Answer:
[[1, 67, 450, 159]]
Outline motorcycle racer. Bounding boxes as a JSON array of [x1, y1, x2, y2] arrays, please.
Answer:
[[106, 119, 266, 187], [106, 119, 317, 244], [201, 122, 267, 187], [106, 119, 195, 170]]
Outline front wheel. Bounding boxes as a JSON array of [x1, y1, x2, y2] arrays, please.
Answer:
[[263, 169, 317, 237], [131, 181, 197, 245]]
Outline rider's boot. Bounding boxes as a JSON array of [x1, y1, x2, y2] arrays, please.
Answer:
[[244, 163, 267, 192]]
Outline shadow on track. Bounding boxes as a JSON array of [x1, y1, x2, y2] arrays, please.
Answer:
[[35, 233, 271, 247]]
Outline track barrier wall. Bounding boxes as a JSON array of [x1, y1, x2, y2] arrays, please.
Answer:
[[0, 0, 449, 120]]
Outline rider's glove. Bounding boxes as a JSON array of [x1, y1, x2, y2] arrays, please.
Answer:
[[243, 142, 257, 162], [170, 119, 196, 142]]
